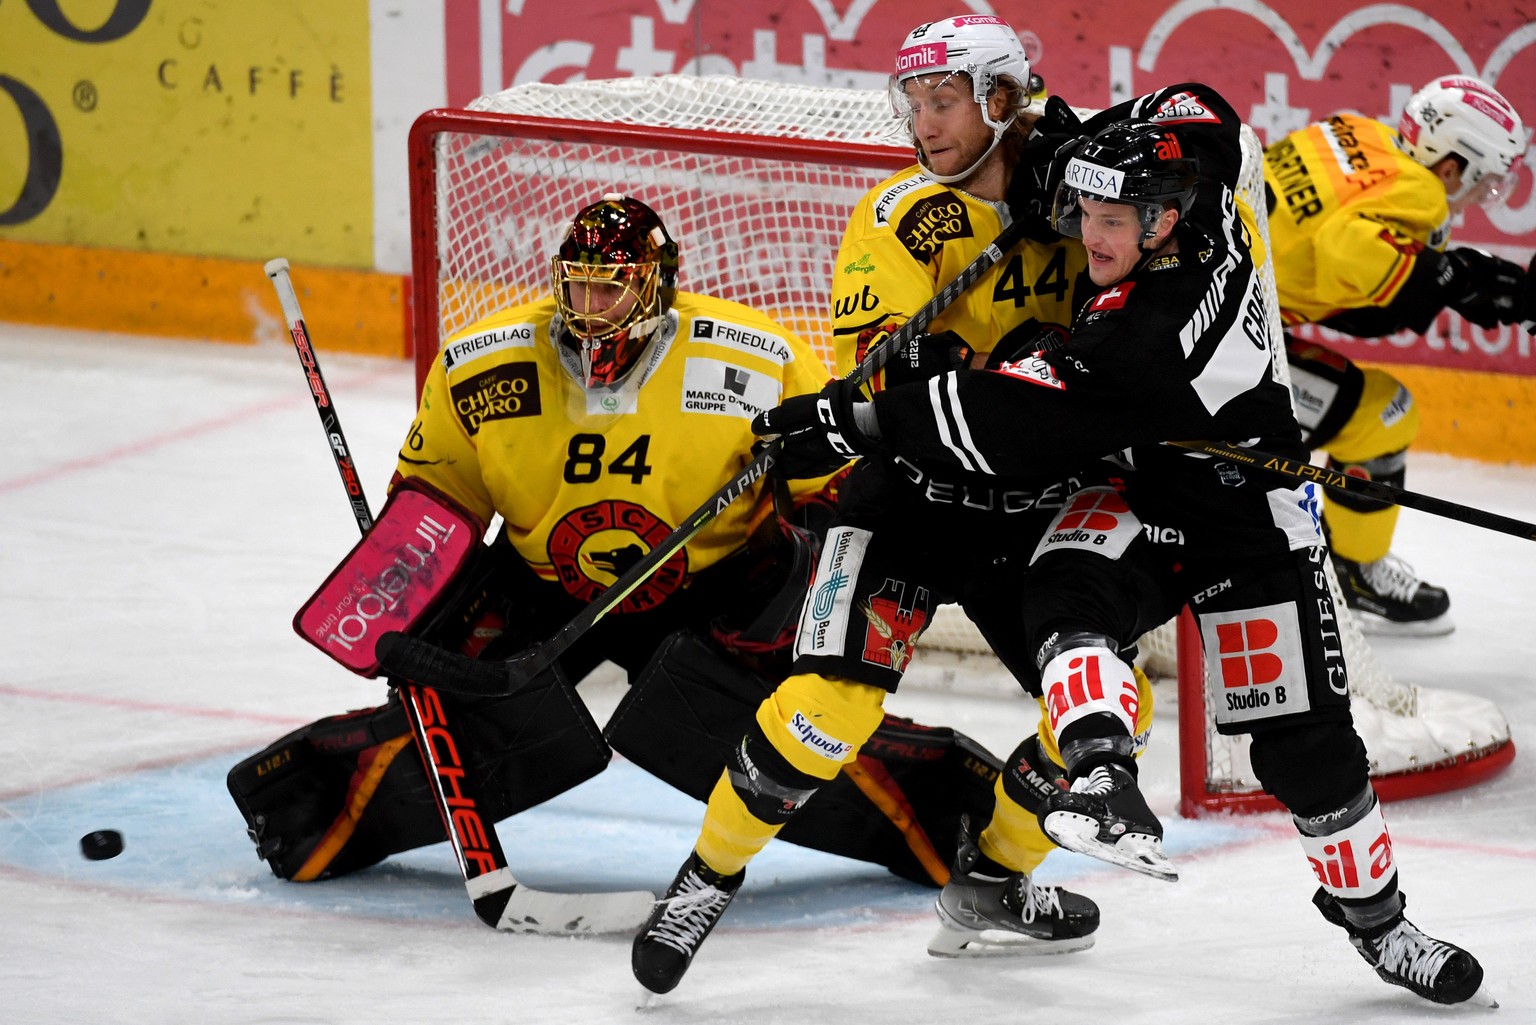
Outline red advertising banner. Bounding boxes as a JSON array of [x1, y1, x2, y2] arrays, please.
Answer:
[[442, 0, 1536, 373]]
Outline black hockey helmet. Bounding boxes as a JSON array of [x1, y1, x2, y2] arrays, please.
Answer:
[[1051, 119, 1199, 242], [551, 194, 680, 389]]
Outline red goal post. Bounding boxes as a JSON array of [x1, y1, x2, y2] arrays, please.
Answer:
[[405, 74, 1513, 816]]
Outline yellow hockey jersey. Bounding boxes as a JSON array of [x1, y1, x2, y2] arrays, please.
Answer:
[[832, 166, 1092, 381], [1263, 112, 1452, 326], [396, 293, 834, 612]]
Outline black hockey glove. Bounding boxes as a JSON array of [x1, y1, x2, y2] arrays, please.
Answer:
[[1441, 247, 1527, 328], [880, 329, 974, 389], [1006, 96, 1085, 241], [752, 377, 879, 479]]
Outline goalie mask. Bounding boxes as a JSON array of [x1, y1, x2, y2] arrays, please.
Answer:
[[889, 15, 1030, 184], [552, 194, 680, 389], [1051, 120, 1199, 246], [1397, 76, 1526, 208]]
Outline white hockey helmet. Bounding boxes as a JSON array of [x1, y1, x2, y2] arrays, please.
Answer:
[[1397, 75, 1526, 207], [889, 15, 1030, 182]]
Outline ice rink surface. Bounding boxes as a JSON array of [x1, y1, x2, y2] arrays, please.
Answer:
[[3, 323, 1535, 1024]]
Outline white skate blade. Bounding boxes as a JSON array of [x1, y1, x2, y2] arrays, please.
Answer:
[[1352, 609, 1454, 638], [495, 885, 656, 934], [927, 921, 1095, 958], [1464, 982, 1498, 1009], [1043, 810, 1178, 882]]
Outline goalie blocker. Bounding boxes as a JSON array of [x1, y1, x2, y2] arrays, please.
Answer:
[[233, 625, 1000, 887]]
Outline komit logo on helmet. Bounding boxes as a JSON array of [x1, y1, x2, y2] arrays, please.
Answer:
[[1065, 158, 1125, 198], [895, 43, 945, 73]]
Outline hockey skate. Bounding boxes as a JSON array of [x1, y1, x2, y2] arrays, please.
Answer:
[[1313, 889, 1492, 1006], [632, 851, 743, 996], [1039, 764, 1177, 881], [1332, 551, 1453, 637], [928, 832, 1099, 957]]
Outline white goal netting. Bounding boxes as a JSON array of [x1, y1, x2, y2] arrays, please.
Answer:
[[409, 74, 1512, 813]]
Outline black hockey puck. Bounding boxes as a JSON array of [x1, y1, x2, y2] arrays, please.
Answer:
[[80, 829, 124, 861]]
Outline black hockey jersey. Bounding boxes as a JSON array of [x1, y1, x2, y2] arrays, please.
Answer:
[[866, 83, 1303, 494]]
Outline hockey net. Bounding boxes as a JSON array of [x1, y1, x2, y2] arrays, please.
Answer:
[[407, 74, 1513, 816]]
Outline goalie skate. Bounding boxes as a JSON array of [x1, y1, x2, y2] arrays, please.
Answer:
[[1040, 764, 1177, 882]]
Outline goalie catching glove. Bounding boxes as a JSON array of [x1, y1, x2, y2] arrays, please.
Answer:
[[753, 376, 882, 479]]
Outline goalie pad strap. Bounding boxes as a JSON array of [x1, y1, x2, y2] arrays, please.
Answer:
[[291, 733, 415, 882], [842, 757, 950, 886]]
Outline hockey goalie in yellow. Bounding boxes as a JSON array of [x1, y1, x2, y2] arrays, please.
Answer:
[[398, 256, 836, 607]]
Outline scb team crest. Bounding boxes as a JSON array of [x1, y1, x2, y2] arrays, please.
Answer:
[[547, 500, 687, 610]]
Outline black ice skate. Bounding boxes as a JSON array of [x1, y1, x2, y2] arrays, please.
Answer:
[[1332, 551, 1453, 637], [632, 851, 743, 996], [928, 832, 1099, 957], [1313, 889, 1492, 1006], [1040, 763, 1177, 881]]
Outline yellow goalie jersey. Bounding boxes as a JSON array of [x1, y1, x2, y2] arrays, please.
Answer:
[[396, 293, 834, 611], [832, 166, 1091, 382], [1263, 112, 1452, 326]]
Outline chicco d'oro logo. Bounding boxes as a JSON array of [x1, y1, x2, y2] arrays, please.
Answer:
[[546, 500, 687, 609], [450, 362, 541, 435], [895, 194, 973, 263]]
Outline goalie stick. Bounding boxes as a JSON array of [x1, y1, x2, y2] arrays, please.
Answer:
[[1167, 439, 1536, 542], [376, 215, 1038, 698], [265, 257, 654, 935]]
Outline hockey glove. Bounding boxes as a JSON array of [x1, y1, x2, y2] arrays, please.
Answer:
[[752, 378, 879, 479], [1441, 247, 1527, 328], [877, 328, 974, 389], [1007, 96, 1085, 241]]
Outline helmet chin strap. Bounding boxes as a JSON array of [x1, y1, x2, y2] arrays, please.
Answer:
[[919, 115, 1015, 185]]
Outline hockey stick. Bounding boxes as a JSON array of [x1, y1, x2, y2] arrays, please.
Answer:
[[377, 216, 1036, 697], [265, 257, 653, 934], [1168, 438, 1536, 541]]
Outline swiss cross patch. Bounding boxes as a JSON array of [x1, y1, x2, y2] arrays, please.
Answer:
[[992, 355, 1065, 390], [1090, 282, 1135, 310], [1150, 91, 1221, 125]]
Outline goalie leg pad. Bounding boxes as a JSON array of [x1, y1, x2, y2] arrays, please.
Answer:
[[609, 630, 1003, 886], [229, 665, 609, 881]]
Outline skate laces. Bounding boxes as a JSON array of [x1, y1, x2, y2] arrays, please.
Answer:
[[1009, 876, 1066, 925], [645, 872, 734, 956], [1361, 554, 1423, 603], [1069, 765, 1120, 796], [1369, 919, 1455, 989]]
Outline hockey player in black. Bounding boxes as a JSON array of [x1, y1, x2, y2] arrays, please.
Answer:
[[752, 90, 1490, 1006]]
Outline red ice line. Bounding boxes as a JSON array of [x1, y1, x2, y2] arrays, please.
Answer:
[[0, 367, 400, 495]]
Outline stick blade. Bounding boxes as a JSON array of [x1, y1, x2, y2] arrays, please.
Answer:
[[494, 886, 656, 935]]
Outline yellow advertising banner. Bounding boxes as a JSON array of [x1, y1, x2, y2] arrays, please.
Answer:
[[0, 0, 371, 267]]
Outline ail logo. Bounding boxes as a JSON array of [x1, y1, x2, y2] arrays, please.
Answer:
[[1308, 832, 1394, 891]]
